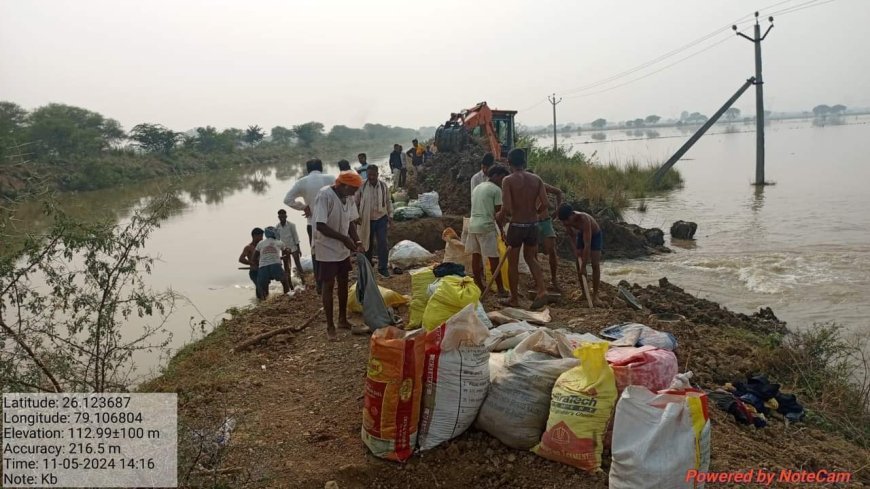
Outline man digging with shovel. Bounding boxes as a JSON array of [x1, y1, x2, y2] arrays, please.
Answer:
[[558, 203, 603, 307]]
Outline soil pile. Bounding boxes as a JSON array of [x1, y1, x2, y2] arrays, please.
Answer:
[[147, 255, 869, 489]]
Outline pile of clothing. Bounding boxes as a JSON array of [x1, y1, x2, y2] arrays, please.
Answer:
[[708, 374, 805, 428]]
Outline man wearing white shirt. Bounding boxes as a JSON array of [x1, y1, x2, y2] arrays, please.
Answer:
[[276, 209, 303, 287], [470, 152, 495, 196], [284, 158, 334, 292]]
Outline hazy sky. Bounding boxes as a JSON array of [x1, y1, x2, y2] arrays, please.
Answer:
[[2, 0, 868, 131]]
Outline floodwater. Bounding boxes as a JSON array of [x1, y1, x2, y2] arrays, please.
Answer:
[[559, 116, 870, 339], [10, 116, 869, 378]]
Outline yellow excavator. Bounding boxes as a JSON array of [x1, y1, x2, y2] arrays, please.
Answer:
[[433, 102, 517, 160]]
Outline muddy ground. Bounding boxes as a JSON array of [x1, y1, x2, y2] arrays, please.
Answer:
[[147, 254, 869, 488]]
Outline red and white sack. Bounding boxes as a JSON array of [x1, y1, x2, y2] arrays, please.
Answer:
[[418, 304, 490, 450], [606, 345, 678, 394]]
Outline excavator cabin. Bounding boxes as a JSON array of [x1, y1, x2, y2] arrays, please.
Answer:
[[434, 102, 517, 160]]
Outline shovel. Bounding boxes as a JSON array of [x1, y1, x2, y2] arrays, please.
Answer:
[[480, 249, 509, 300], [576, 257, 594, 309]]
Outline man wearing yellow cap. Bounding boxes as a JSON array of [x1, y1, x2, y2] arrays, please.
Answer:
[[312, 171, 367, 340]]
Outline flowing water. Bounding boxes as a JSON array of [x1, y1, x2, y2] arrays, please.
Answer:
[[9, 116, 869, 377], [559, 116, 870, 338]]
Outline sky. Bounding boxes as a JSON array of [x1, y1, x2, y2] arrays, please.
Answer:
[[2, 0, 868, 132]]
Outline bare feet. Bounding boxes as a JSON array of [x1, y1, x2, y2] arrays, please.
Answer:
[[327, 328, 338, 342], [497, 290, 510, 299], [530, 296, 548, 311], [337, 320, 352, 330], [499, 297, 519, 308]]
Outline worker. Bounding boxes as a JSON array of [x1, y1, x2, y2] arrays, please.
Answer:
[[470, 152, 495, 195], [407, 139, 425, 166], [276, 209, 303, 287], [283, 158, 335, 293], [527, 169, 564, 292], [337, 159, 352, 171], [252, 227, 291, 300], [467, 165, 510, 297], [497, 148, 549, 310], [355, 165, 393, 278], [389, 143, 407, 188], [557, 203, 603, 305], [356, 153, 369, 180], [238, 227, 265, 299], [312, 171, 368, 340]]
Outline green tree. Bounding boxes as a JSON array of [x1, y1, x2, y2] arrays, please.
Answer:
[[0, 101, 29, 160], [244, 125, 265, 147], [724, 108, 741, 121], [591, 118, 607, 129], [270, 125, 295, 145], [293, 121, 324, 147], [1, 197, 176, 392], [328, 125, 365, 141], [26, 103, 124, 159], [633, 118, 645, 128], [644, 115, 661, 124], [830, 104, 847, 115], [193, 126, 234, 153], [129, 123, 180, 154]]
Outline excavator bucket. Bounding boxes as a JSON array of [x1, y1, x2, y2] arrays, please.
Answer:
[[433, 102, 517, 159], [434, 123, 469, 152]]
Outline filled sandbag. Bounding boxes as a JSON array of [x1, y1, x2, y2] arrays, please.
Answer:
[[418, 304, 490, 451], [442, 227, 473, 273], [422, 275, 481, 331], [475, 329, 579, 449], [484, 321, 539, 352], [606, 346, 678, 395], [609, 386, 711, 489], [487, 307, 551, 326], [389, 240, 435, 268], [600, 323, 678, 351], [533, 342, 618, 472], [408, 267, 436, 329], [348, 283, 410, 313], [418, 191, 443, 217], [361, 327, 425, 462]]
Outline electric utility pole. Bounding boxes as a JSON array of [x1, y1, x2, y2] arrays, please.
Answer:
[[734, 12, 774, 185], [547, 93, 562, 151]]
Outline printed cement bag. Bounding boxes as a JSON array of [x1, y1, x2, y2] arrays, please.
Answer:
[[409, 267, 436, 329], [533, 342, 617, 472], [606, 346, 678, 395], [389, 240, 434, 268], [484, 321, 539, 352], [475, 329, 579, 449], [418, 304, 490, 450], [362, 327, 426, 462], [609, 386, 711, 489], [422, 275, 481, 331]]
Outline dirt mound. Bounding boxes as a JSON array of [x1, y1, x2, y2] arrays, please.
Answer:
[[418, 145, 487, 215], [390, 216, 463, 252], [147, 256, 869, 488]]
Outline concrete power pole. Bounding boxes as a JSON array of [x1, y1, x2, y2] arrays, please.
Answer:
[[547, 93, 562, 151], [734, 12, 774, 185]]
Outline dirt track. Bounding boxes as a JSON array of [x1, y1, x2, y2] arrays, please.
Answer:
[[147, 255, 869, 488]]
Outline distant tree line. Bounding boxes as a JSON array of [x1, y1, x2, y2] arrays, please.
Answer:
[[0, 101, 420, 163]]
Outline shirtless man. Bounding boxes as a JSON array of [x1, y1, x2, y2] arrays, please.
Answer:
[[497, 148, 549, 309], [557, 203, 603, 304], [527, 169, 563, 292]]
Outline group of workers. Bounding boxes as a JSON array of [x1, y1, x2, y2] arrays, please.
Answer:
[[239, 138, 603, 341], [467, 148, 603, 310]]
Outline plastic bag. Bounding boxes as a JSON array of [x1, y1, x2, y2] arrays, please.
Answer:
[[418, 191, 443, 218], [354, 253, 395, 330], [362, 327, 425, 462], [409, 267, 436, 329], [534, 342, 617, 472], [349, 284, 410, 313], [418, 304, 490, 450], [389, 240, 434, 268], [609, 386, 711, 489], [422, 275, 481, 331], [554, 329, 609, 349], [606, 346, 678, 395], [484, 321, 539, 352], [462, 217, 511, 288], [475, 329, 579, 449], [600, 323, 678, 351], [394, 205, 425, 221]]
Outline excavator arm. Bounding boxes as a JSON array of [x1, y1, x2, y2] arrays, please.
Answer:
[[434, 101, 514, 160]]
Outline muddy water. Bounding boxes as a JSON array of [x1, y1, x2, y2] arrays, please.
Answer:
[[10, 154, 391, 378], [558, 116, 870, 338]]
